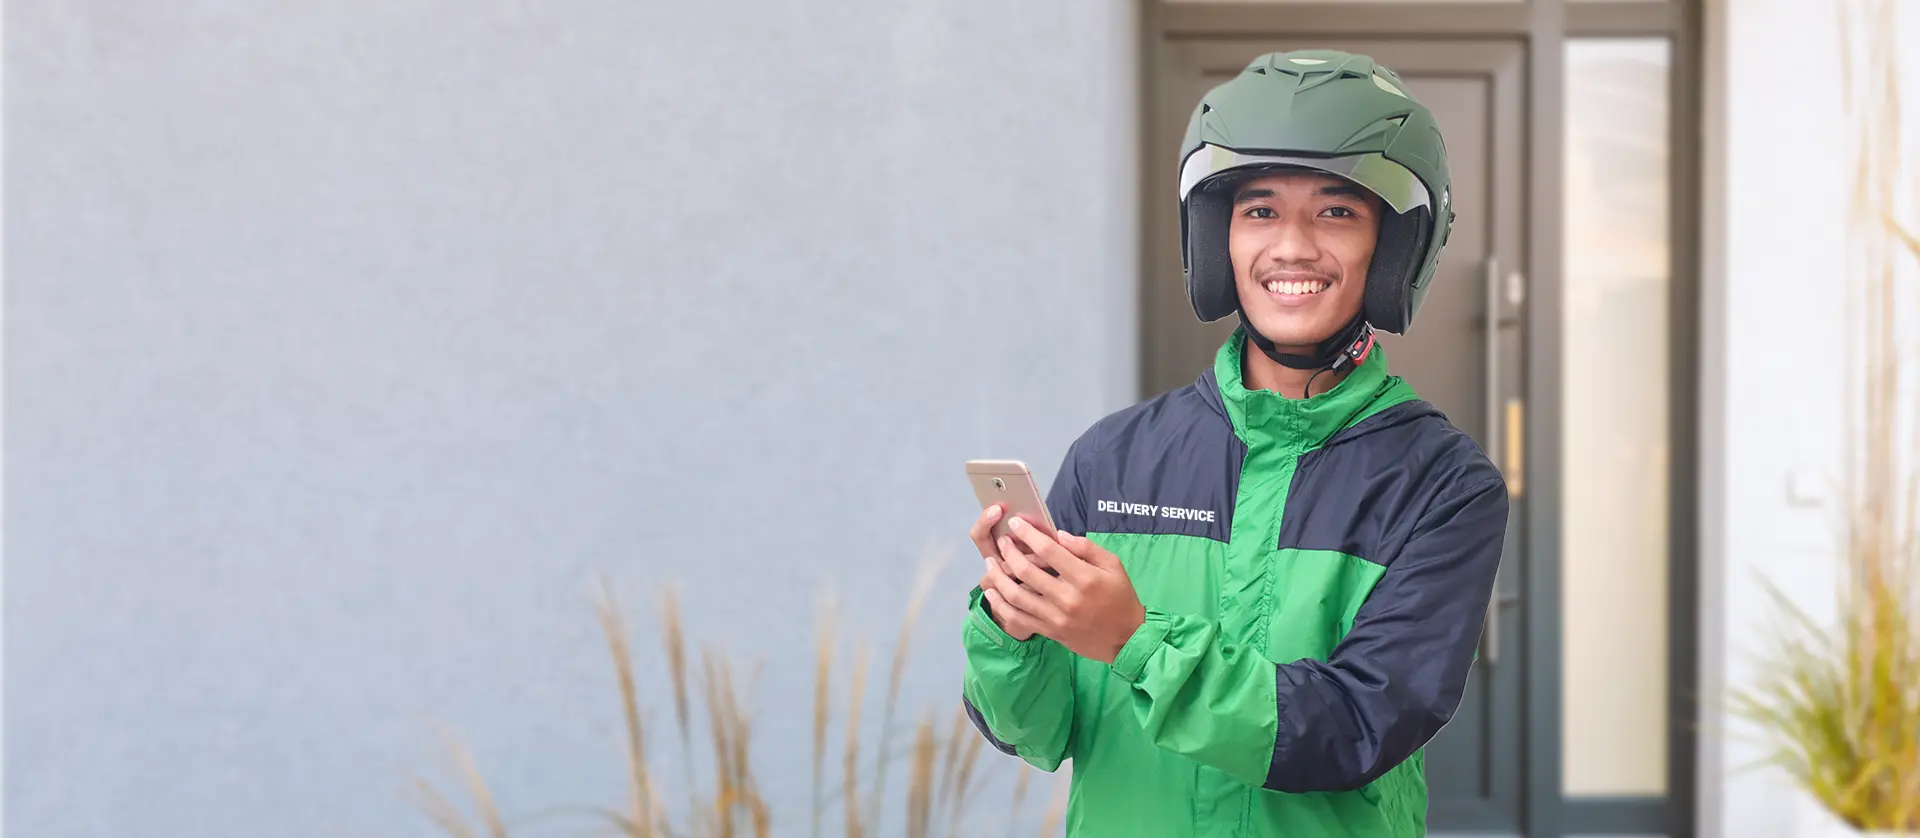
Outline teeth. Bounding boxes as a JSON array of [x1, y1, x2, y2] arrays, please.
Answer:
[[1264, 280, 1328, 295]]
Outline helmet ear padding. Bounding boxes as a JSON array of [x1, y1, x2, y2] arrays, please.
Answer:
[[1362, 206, 1431, 334], [1181, 181, 1238, 322]]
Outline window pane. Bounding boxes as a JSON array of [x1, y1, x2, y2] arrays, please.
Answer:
[[1562, 37, 1672, 797]]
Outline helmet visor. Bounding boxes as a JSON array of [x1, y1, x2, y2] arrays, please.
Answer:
[[1178, 143, 1432, 215]]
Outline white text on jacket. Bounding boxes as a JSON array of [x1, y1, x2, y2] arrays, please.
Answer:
[[1096, 499, 1217, 523]]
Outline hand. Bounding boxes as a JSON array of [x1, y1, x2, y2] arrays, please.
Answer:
[[969, 504, 1046, 641], [969, 504, 1056, 576], [981, 516, 1147, 664]]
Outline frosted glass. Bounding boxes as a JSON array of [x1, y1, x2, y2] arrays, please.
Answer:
[[1562, 37, 1673, 797]]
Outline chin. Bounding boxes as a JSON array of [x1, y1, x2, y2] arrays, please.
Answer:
[[1244, 313, 1339, 350]]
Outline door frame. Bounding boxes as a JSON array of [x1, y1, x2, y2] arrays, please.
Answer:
[[1137, 2, 1704, 836]]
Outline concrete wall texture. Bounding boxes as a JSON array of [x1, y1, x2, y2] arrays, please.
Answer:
[[4, 3, 1139, 836]]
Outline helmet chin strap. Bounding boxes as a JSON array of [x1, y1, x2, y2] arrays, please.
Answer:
[[1237, 307, 1377, 382]]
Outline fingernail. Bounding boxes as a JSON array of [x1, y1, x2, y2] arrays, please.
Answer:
[[987, 505, 1002, 518], [1007, 517, 1022, 531]]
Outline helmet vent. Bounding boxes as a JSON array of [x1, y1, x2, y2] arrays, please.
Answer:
[[1297, 69, 1338, 91], [1373, 74, 1409, 97]]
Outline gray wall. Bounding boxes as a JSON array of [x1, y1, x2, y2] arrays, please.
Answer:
[[5, 2, 1139, 835]]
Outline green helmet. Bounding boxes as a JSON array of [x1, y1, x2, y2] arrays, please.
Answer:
[[1178, 49, 1454, 337]]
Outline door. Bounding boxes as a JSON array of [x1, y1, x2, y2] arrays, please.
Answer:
[[1147, 37, 1530, 834]]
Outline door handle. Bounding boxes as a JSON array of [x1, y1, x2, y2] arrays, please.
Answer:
[[1483, 255, 1501, 463], [1505, 398, 1525, 499], [1481, 591, 1522, 666]]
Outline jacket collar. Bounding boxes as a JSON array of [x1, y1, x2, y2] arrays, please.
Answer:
[[1206, 327, 1416, 454]]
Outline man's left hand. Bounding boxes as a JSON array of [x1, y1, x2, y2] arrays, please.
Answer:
[[984, 516, 1147, 665]]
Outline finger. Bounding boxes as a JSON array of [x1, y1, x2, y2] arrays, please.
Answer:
[[996, 537, 1052, 591], [984, 552, 1010, 578], [997, 534, 1049, 572], [983, 552, 1029, 600], [968, 504, 1004, 560], [986, 563, 1066, 627], [983, 551, 1025, 593], [1008, 518, 1092, 583], [982, 573, 1025, 610], [1053, 530, 1119, 573], [982, 588, 1040, 636], [980, 555, 1004, 589], [999, 538, 1072, 600]]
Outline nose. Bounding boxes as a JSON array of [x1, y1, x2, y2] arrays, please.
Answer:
[[1265, 214, 1322, 264]]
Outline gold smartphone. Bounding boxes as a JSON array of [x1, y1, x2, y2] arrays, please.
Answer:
[[965, 459, 1058, 542]]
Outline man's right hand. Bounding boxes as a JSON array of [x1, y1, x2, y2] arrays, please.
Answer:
[[969, 504, 1046, 641]]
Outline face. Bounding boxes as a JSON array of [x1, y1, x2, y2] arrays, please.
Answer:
[[1227, 171, 1384, 353]]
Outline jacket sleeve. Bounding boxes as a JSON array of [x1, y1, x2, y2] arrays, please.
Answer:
[[959, 439, 1091, 772], [1107, 475, 1508, 791]]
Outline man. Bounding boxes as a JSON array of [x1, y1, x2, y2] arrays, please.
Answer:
[[959, 50, 1508, 837]]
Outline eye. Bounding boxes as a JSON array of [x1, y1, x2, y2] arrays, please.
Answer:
[[1322, 205, 1358, 219], [1242, 206, 1277, 219]]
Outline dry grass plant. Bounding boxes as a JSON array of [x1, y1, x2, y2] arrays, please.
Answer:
[[1728, 0, 1920, 830], [409, 555, 1067, 837]]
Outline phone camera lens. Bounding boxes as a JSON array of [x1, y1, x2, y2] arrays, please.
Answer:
[[991, 478, 1005, 490]]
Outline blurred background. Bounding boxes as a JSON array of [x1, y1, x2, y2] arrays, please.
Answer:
[[5, 1, 1917, 837]]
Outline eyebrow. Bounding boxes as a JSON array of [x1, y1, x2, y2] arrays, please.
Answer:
[[1233, 184, 1369, 204]]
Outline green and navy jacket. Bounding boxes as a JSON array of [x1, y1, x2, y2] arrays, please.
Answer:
[[962, 331, 1508, 837]]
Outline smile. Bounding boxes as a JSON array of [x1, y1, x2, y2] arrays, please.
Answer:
[[1263, 278, 1331, 296]]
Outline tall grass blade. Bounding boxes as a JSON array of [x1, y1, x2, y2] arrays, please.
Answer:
[[406, 773, 481, 838], [813, 590, 837, 838], [843, 641, 871, 838], [907, 710, 937, 838], [659, 582, 695, 820], [933, 705, 966, 827], [866, 554, 947, 832], [1036, 774, 1069, 838], [596, 575, 658, 836], [1004, 762, 1032, 838]]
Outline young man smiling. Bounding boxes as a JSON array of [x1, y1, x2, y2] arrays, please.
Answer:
[[959, 50, 1509, 837]]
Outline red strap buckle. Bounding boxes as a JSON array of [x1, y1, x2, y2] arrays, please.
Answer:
[[1345, 330, 1376, 367]]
